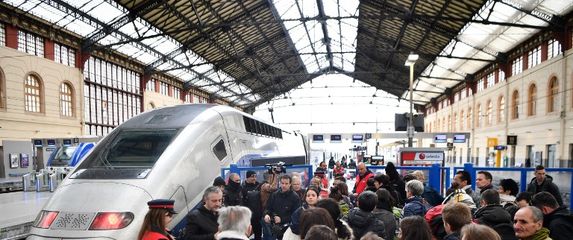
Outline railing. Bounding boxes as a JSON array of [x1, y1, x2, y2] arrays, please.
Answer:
[[21, 169, 68, 192], [221, 164, 314, 187], [220, 163, 572, 209], [453, 163, 573, 209]]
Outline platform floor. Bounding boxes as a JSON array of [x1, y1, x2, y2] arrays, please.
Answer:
[[0, 191, 52, 229]]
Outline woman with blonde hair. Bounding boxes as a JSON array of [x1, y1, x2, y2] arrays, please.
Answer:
[[460, 224, 501, 240]]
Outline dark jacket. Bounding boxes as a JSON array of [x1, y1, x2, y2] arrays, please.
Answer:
[[474, 205, 513, 227], [245, 190, 263, 221], [478, 184, 494, 194], [224, 180, 243, 206], [544, 206, 573, 240], [474, 204, 516, 240], [289, 205, 309, 234], [443, 231, 460, 240], [526, 175, 563, 206], [241, 181, 260, 200], [265, 189, 301, 224], [423, 184, 444, 206], [346, 208, 386, 239], [182, 205, 218, 240], [372, 208, 397, 240], [403, 196, 429, 217]]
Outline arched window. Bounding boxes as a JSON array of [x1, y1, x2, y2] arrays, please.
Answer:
[[467, 107, 472, 129], [25, 74, 42, 113], [528, 84, 537, 116], [60, 82, 74, 117], [477, 104, 482, 128], [548, 77, 558, 113], [498, 96, 505, 124], [511, 90, 519, 119], [487, 100, 493, 126]]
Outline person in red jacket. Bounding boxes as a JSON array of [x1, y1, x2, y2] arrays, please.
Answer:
[[138, 199, 177, 240], [353, 162, 374, 196]]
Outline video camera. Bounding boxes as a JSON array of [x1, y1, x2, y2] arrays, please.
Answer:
[[266, 162, 287, 174]]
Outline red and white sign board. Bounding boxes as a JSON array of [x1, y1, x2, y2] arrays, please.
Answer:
[[400, 151, 444, 166]]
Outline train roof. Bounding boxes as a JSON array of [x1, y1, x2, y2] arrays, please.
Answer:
[[119, 104, 219, 130]]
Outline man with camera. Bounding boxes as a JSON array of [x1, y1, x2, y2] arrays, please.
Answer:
[[263, 175, 300, 239]]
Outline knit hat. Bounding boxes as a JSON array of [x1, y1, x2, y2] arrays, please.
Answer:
[[213, 176, 226, 187], [246, 170, 257, 178]]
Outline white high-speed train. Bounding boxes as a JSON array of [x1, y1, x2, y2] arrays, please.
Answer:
[[27, 104, 307, 239]]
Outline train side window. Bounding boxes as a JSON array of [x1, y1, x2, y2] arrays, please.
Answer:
[[213, 139, 227, 161]]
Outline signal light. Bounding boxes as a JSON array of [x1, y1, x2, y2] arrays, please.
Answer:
[[89, 212, 134, 230], [34, 211, 59, 229]]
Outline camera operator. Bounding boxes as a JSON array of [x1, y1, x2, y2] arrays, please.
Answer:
[[263, 175, 301, 239]]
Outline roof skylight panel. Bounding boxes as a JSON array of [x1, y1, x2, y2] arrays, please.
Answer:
[[89, 1, 123, 23]]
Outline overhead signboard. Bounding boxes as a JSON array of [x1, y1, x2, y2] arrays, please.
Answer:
[[434, 134, 447, 143], [453, 134, 466, 143]]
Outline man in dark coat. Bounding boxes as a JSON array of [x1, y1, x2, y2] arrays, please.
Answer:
[[345, 191, 386, 239], [241, 170, 260, 200], [476, 171, 495, 194], [182, 186, 222, 240], [531, 192, 573, 240], [474, 189, 516, 240], [526, 165, 563, 206], [263, 175, 300, 239], [225, 173, 243, 206]]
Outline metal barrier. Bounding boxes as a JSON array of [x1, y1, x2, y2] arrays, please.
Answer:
[[221, 164, 314, 187], [453, 163, 573, 209], [22, 173, 32, 191], [368, 164, 450, 196], [221, 163, 572, 209]]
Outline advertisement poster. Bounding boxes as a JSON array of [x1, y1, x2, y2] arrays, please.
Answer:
[[9, 153, 19, 168], [20, 153, 29, 168]]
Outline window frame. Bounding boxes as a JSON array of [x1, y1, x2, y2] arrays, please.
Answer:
[[528, 84, 537, 116], [511, 90, 519, 120], [498, 95, 505, 124], [547, 77, 558, 113], [24, 74, 43, 113], [59, 81, 75, 117]]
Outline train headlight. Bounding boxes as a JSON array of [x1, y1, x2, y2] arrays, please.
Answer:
[[34, 210, 59, 229], [89, 212, 134, 230]]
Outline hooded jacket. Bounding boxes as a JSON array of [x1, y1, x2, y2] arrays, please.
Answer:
[[544, 206, 573, 240], [526, 175, 563, 206], [346, 208, 386, 239], [372, 208, 397, 240], [474, 204, 516, 240], [474, 204, 512, 226]]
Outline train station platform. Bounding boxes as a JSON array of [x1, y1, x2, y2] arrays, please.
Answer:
[[0, 191, 52, 240]]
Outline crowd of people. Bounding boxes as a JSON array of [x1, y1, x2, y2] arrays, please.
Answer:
[[138, 161, 572, 240]]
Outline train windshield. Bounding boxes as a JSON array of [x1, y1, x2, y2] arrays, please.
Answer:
[[49, 146, 77, 167], [70, 129, 178, 179]]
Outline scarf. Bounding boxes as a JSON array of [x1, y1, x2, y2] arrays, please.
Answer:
[[524, 227, 550, 240]]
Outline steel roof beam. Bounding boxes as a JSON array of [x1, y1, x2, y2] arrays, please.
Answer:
[[40, 0, 249, 105], [82, 0, 159, 51], [316, 0, 333, 69]]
